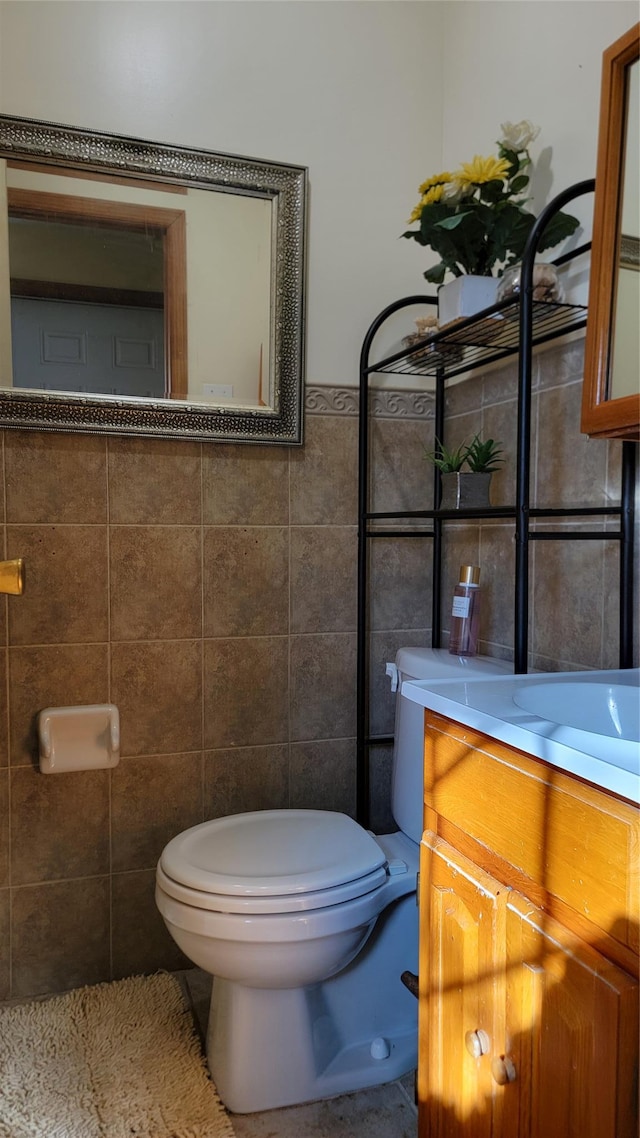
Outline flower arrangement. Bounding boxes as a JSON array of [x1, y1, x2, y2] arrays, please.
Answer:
[[403, 121, 579, 285]]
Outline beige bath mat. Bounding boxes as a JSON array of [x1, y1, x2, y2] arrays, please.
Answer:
[[0, 971, 236, 1138]]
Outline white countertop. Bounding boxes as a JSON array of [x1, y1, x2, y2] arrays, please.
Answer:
[[401, 668, 640, 804]]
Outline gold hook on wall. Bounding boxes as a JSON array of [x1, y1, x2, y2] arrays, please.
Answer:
[[0, 558, 25, 595]]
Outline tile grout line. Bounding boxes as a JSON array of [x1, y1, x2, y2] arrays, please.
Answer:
[[200, 444, 206, 820], [105, 436, 114, 981], [287, 448, 292, 806], [1, 432, 13, 999]]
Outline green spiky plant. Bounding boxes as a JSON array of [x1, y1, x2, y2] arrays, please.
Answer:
[[423, 439, 471, 473], [424, 434, 505, 473], [465, 434, 505, 473]]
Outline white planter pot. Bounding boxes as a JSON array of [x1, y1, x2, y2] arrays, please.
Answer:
[[438, 275, 499, 326]]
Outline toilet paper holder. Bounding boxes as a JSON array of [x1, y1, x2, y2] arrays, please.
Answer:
[[38, 704, 120, 774]]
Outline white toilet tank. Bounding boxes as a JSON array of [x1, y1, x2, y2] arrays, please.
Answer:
[[388, 647, 512, 844]]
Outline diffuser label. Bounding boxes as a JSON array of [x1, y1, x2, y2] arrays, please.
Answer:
[[452, 596, 471, 618]]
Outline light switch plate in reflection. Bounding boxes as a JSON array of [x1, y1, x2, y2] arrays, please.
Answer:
[[38, 704, 120, 774], [203, 383, 234, 400]]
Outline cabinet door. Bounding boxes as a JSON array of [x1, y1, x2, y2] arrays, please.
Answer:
[[418, 832, 509, 1137], [504, 892, 639, 1138]]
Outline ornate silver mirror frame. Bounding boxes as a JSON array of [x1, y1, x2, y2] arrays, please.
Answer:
[[0, 115, 307, 444]]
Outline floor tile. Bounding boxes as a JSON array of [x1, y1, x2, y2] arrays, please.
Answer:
[[229, 1081, 417, 1138]]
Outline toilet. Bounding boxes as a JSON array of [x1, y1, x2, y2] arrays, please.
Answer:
[[155, 647, 511, 1113]]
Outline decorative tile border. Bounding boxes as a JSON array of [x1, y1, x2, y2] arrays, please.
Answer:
[[371, 389, 435, 420], [305, 387, 359, 416], [305, 385, 434, 420]]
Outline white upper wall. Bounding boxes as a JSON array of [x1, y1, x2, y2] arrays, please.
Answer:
[[440, 1, 638, 301], [0, 0, 637, 386], [0, 0, 442, 387]]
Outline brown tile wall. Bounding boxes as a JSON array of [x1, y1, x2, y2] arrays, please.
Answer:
[[0, 344, 636, 998], [438, 338, 635, 673], [0, 409, 364, 998]]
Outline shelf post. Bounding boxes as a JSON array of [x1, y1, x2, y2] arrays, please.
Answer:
[[514, 179, 595, 674], [431, 367, 445, 647], [620, 440, 636, 667], [356, 295, 435, 828]]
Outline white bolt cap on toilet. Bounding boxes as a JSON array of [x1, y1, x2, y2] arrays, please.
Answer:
[[370, 1037, 391, 1060]]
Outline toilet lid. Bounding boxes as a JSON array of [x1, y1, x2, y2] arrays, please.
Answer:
[[159, 810, 386, 900]]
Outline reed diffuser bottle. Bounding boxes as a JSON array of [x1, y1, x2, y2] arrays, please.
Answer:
[[448, 565, 481, 657]]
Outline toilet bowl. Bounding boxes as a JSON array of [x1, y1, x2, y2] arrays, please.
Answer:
[[156, 810, 410, 989], [156, 647, 511, 1113]]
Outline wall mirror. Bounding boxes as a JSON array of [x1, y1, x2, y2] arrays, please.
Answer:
[[582, 23, 639, 440], [0, 115, 307, 444]]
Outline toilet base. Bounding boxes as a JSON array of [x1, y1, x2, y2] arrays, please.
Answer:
[[206, 890, 418, 1114]]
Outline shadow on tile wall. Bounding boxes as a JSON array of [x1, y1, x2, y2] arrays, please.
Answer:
[[0, 342, 636, 999]]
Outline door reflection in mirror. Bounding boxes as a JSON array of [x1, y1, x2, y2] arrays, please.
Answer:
[[5, 161, 272, 408], [10, 210, 168, 399]]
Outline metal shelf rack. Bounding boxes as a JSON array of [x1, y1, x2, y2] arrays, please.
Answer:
[[356, 179, 637, 826]]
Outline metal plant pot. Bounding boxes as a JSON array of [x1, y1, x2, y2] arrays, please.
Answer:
[[440, 471, 493, 510]]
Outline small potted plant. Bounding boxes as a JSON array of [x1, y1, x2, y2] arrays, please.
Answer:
[[425, 435, 504, 509]]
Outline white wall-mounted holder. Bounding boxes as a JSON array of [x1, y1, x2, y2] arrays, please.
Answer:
[[38, 704, 120, 774]]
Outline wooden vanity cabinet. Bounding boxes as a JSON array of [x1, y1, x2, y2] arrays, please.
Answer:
[[417, 712, 639, 1138]]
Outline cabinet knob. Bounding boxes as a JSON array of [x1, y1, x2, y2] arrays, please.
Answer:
[[465, 1029, 490, 1059], [491, 1055, 517, 1085]]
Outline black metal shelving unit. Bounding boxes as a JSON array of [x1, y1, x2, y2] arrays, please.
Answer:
[[356, 179, 637, 827]]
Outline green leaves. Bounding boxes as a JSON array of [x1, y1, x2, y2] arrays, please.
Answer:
[[423, 263, 448, 285], [535, 209, 580, 253], [465, 435, 505, 473], [498, 146, 520, 178], [435, 213, 473, 230], [424, 439, 472, 473], [478, 179, 506, 204], [509, 174, 530, 195]]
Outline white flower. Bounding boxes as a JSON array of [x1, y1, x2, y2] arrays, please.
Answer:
[[441, 180, 467, 205], [500, 120, 540, 152]]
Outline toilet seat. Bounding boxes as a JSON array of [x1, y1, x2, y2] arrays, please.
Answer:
[[157, 862, 388, 914], [158, 809, 388, 915]]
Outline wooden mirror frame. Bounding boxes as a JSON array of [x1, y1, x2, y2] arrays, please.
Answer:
[[581, 23, 640, 440], [0, 115, 307, 445]]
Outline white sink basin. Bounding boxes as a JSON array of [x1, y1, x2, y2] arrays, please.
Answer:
[[513, 680, 640, 742], [401, 668, 640, 801]]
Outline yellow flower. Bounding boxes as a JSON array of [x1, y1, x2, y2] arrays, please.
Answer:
[[407, 201, 423, 224], [455, 154, 510, 189], [423, 184, 447, 206], [418, 171, 452, 195], [408, 173, 453, 222]]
